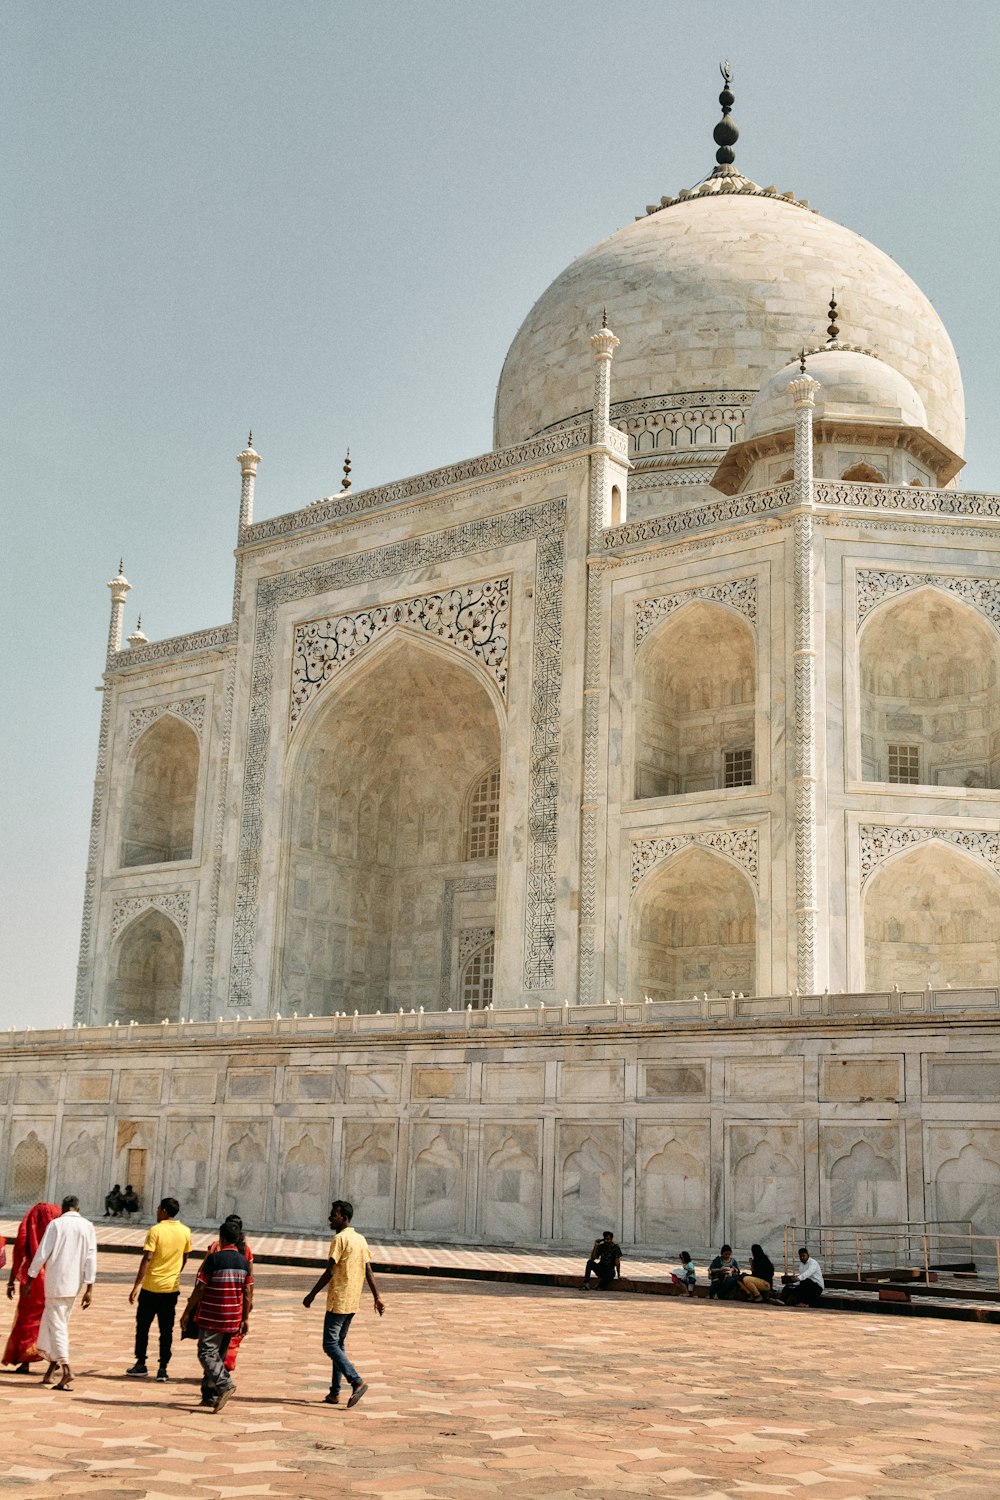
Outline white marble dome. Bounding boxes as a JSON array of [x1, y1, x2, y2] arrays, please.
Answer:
[[493, 190, 964, 462], [745, 347, 928, 439]]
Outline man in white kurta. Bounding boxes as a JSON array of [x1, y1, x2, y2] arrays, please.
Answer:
[[27, 1195, 97, 1389]]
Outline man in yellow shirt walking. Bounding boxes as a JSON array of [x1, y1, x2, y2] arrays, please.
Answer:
[[126, 1196, 192, 1381], [303, 1200, 385, 1406]]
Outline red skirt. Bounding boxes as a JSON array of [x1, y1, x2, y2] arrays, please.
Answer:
[[3, 1276, 47, 1365]]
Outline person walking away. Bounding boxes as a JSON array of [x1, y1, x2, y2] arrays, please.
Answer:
[[198, 1214, 253, 1374], [3, 1203, 61, 1373], [583, 1231, 622, 1289], [781, 1247, 825, 1306], [303, 1199, 385, 1407], [179, 1220, 252, 1412], [742, 1244, 777, 1303], [126, 1196, 192, 1381], [26, 1195, 97, 1391]]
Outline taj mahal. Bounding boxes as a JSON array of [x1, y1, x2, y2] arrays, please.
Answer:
[[3, 74, 998, 1252]]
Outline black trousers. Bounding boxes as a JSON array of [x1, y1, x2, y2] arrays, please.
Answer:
[[135, 1289, 179, 1367], [782, 1278, 823, 1306]]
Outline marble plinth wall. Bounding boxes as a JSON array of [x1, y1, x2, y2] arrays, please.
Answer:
[[2, 1012, 999, 1252]]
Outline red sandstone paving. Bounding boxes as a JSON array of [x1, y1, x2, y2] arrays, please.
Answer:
[[1, 1256, 999, 1498]]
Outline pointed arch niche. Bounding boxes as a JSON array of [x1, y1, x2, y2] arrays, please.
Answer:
[[859, 589, 1000, 788], [631, 845, 756, 1001], [109, 908, 184, 1024], [864, 843, 1000, 991], [280, 635, 502, 1015], [121, 715, 200, 866], [634, 601, 756, 799]]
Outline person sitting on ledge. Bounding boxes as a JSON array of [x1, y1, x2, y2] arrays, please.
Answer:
[[121, 1186, 140, 1216], [104, 1185, 124, 1218], [671, 1252, 697, 1295], [708, 1244, 741, 1298], [583, 1231, 621, 1290], [781, 1247, 825, 1307], [741, 1243, 777, 1303]]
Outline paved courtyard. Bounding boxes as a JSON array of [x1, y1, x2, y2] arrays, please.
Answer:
[[1, 1253, 998, 1499]]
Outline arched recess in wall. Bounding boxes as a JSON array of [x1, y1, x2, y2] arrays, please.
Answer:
[[121, 715, 199, 866], [460, 941, 494, 1008], [9, 1130, 48, 1204], [109, 907, 184, 1024], [859, 588, 1000, 788], [633, 601, 756, 799], [279, 632, 503, 1016], [863, 842, 1000, 991], [631, 845, 756, 1002]]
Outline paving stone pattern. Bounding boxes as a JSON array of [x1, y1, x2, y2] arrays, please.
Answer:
[[2, 1254, 999, 1498]]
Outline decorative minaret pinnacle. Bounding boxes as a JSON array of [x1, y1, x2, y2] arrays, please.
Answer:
[[341, 448, 352, 492], [589, 311, 620, 450], [236, 432, 261, 531], [826, 290, 840, 344], [106, 561, 131, 661], [712, 60, 739, 175], [127, 614, 148, 649], [789, 367, 822, 492]]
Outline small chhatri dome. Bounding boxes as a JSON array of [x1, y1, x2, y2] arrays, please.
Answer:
[[745, 348, 928, 439], [127, 615, 148, 649]]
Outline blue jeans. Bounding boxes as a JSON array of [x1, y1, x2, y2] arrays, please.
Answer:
[[322, 1310, 360, 1395]]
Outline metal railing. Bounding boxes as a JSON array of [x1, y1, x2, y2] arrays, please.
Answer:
[[783, 1220, 1000, 1290]]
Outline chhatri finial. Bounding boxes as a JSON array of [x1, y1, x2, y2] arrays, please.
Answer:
[[342, 448, 352, 492], [247, 430, 253, 447], [118, 557, 124, 576], [799, 349, 807, 373], [601, 307, 608, 329], [713, 60, 739, 170], [827, 290, 840, 344]]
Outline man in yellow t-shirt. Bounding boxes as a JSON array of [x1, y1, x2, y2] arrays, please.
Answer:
[[303, 1200, 385, 1406], [126, 1197, 192, 1381]]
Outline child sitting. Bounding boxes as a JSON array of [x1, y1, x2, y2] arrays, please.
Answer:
[[671, 1252, 696, 1295]]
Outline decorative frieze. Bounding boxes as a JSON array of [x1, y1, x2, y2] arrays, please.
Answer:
[[631, 829, 759, 892], [240, 426, 590, 546], [128, 696, 206, 749], [635, 578, 757, 648], [458, 928, 495, 966], [604, 484, 794, 549], [860, 825, 1000, 886], [111, 890, 191, 941], [856, 569, 1000, 630], [290, 579, 510, 731], [110, 623, 235, 670]]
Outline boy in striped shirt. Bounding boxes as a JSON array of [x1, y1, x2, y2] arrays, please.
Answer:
[[180, 1221, 253, 1412]]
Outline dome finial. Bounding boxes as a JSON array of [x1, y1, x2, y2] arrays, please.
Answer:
[[712, 60, 739, 173], [342, 448, 352, 492], [827, 290, 840, 344], [799, 349, 807, 373], [601, 306, 608, 329]]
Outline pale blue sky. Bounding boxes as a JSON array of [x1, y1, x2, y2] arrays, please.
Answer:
[[2, 1, 997, 1028]]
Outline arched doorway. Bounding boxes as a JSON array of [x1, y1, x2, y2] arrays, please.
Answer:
[[631, 845, 756, 1001], [634, 602, 756, 798], [859, 590, 1000, 788], [280, 637, 502, 1014], [864, 843, 1000, 990], [121, 716, 199, 865], [110, 908, 184, 1023]]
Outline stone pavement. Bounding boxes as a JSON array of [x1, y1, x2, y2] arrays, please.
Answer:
[[2, 1254, 999, 1498]]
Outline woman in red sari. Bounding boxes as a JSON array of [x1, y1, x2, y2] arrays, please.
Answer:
[[3, 1202, 61, 1372]]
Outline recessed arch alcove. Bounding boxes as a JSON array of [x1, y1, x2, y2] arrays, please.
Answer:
[[279, 633, 503, 1015], [859, 589, 1000, 788], [121, 715, 199, 866], [109, 908, 184, 1024], [634, 601, 756, 799], [631, 845, 756, 1001], [864, 842, 1000, 990]]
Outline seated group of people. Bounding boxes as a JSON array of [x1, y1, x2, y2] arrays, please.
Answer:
[[582, 1232, 824, 1306], [103, 1183, 140, 1218], [706, 1243, 824, 1305]]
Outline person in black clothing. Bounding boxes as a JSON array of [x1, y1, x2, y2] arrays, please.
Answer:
[[741, 1244, 777, 1302], [104, 1185, 124, 1217], [582, 1231, 622, 1289], [708, 1245, 741, 1298]]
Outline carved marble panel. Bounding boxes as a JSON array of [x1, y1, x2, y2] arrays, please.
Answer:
[[860, 826, 1000, 886], [341, 1120, 397, 1231], [820, 1124, 903, 1224], [926, 1126, 1000, 1237], [556, 1123, 623, 1244], [408, 1124, 467, 1235], [277, 1120, 333, 1225], [925, 1055, 1000, 1100], [346, 1066, 400, 1102], [128, 696, 206, 749], [726, 1059, 804, 1101], [481, 1062, 545, 1104], [59, 1118, 108, 1216], [119, 1071, 163, 1105], [164, 1118, 214, 1220], [411, 1066, 470, 1102], [639, 1063, 707, 1099], [225, 1068, 276, 1101], [820, 1058, 903, 1103], [283, 1069, 339, 1103], [169, 1070, 218, 1104], [631, 829, 759, 893], [6, 1123, 52, 1204], [66, 1072, 112, 1104], [728, 1123, 804, 1250], [479, 1122, 543, 1243], [15, 1075, 57, 1104], [635, 1122, 710, 1248], [635, 577, 758, 649], [559, 1062, 625, 1103], [219, 1120, 270, 1223]]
